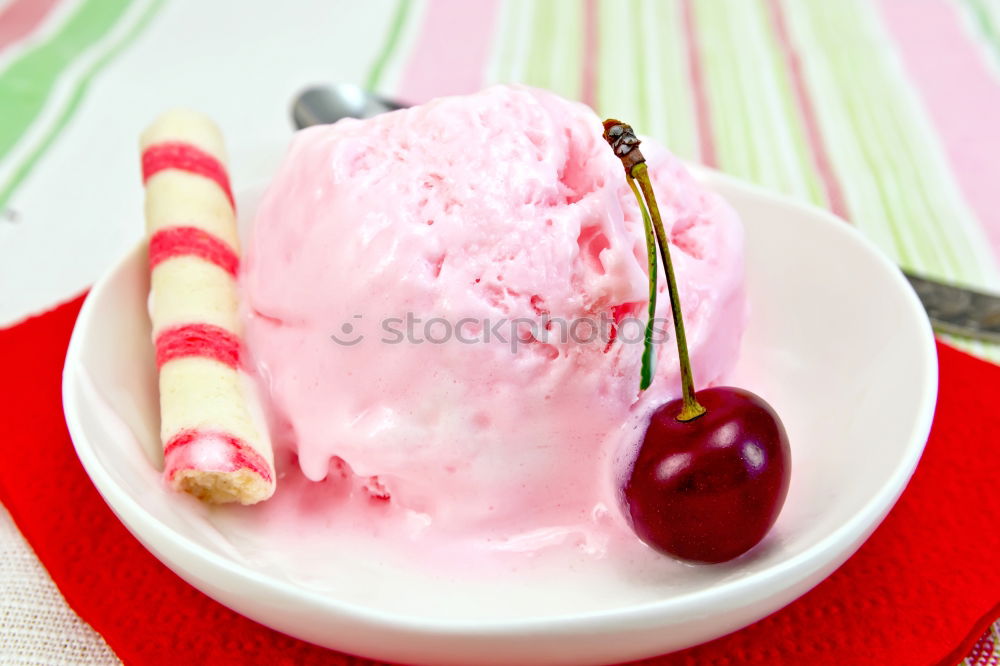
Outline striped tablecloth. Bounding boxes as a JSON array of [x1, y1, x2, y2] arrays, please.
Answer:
[[0, 0, 997, 663]]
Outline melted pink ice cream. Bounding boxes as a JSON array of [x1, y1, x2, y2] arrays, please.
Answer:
[[242, 86, 745, 547]]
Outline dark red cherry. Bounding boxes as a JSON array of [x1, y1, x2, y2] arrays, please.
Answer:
[[623, 387, 791, 564], [601, 119, 792, 564]]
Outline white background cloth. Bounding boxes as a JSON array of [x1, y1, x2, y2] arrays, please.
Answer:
[[0, 508, 117, 665]]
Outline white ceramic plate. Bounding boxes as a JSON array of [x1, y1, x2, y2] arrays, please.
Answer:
[[63, 166, 937, 666]]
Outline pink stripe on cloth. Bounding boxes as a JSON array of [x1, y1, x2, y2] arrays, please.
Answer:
[[878, 0, 1000, 261], [0, 0, 60, 52], [766, 0, 850, 220], [395, 0, 500, 104], [680, 0, 718, 167]]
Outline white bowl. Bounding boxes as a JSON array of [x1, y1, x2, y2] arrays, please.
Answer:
[[63, 166, 937, 665]]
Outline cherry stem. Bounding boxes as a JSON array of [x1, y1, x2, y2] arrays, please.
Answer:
[[632, 162, 705, 421], [627, 174, 658, 391], [601, 118, 705, 421]]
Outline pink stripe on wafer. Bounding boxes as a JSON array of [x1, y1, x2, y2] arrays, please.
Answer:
[[163, 429, 274, 484], [155, 323, 241, 369], [149, 226, 239, 276], [142, 142, 235, 209]]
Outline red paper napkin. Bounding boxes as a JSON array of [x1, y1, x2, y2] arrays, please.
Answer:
[[0, 295, 997, 666]]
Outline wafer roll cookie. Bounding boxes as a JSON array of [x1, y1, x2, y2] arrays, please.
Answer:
[[141, 109, 275, 504]]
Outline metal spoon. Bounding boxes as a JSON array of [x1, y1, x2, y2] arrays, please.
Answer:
[[291, 83, 404, 130], [291, 83, 1000, 344]]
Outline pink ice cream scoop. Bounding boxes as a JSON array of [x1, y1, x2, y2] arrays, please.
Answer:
[[242, 85, 746, 546]]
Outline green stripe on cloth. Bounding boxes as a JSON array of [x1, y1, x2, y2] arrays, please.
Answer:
[[594, 0, 699, 159], [487, 0, 582, 100], [781, 0, 1000, 289], [962, 0, 1000, 68], [364, 0, 413, 92], [628, 0, 650, 132], [0, 0, 163, 212], [692, 0, 824, 204], [780, 0, 1000, 362], [522, 0, 582, 100], [523, 0, 556, 94], [484, 0, 696, 159], [0, 0, 133, 161], [595, 0, 643, 131], [489, 0, 693, 156], [645, 0, 699, 161], [494, 0, 527, 85], [553, 0, 584, 102]]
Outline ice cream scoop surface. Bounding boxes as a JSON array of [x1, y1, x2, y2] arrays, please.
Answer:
[[242, 85, 746, 551]]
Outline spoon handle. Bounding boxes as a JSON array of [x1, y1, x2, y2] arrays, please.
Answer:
[[903, 271, 1000, 344], [291, 85, 404, 130]]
